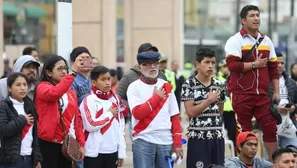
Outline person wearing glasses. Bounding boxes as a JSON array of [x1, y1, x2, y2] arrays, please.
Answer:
[[34, 55, 85, 168], [127, 51, 183, 168]]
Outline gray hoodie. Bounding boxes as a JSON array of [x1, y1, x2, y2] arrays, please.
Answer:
[[0, 55, 39, 100], [225, 157, 273, 168]]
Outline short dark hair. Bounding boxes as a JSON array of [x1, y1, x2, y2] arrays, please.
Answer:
[[272, 148, 294, 163], [7, 72, 28, 88], [276, 52, 283, 57], [70, 46, 91, 62], [195, 48, 216, 62], [91, 66, 110, 80], [109, 69, 117, 77], [22, 47, 37, 55], [240, 5, 260, 19]]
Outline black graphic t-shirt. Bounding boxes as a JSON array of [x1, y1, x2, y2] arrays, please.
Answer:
[[181, 76, 225, 140]]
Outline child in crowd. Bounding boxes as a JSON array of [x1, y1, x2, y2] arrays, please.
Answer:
[[80, 66, 128, 168]]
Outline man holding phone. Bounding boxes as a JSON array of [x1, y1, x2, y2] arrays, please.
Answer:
[[268, 52, 297, 148]]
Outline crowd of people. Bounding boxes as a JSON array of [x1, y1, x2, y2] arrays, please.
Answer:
[[1, 4, 297, 168]]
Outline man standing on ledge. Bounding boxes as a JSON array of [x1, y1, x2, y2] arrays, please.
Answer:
[[224, 5, 279, 161]]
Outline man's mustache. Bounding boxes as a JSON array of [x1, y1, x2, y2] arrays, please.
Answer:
[[27, 72, 36, 76]]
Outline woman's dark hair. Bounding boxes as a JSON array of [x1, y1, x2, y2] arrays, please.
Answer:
[[91, 66, 110, 80], [39, 55, 68, 85], [290, 63, 297, 81], [7, 73, 38, 119], [7, 72, 29, 88]]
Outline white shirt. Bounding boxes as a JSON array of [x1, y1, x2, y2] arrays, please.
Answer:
[[10, 97, 33, 156], [127, 78, 179, 145], [80, 93, 126, 158], [279, 76, 289, 105]]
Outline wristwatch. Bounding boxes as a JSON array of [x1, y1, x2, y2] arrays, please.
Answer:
[[251, 62, 256, 69]]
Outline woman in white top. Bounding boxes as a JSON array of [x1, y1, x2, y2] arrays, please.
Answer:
[[0, 72, 42, 168]]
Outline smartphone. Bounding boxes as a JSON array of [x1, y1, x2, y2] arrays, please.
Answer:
[[285, 103, 293, 108], [82, 57, 93, 69]]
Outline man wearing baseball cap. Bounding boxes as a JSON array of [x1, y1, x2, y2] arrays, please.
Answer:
[[117, 43, 166, 139], [225, 132, 273, 168], [127, 51, 182, 168]]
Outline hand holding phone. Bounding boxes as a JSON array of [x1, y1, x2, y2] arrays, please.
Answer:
[[285, 103, 293, 108], [81, 57, 93, 70]]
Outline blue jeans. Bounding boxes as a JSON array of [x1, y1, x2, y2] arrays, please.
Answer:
[[75, 160, 84, 168], [132, 138, 172, 168], [0, 156, 32, 168], [261, 130, 297, 160]]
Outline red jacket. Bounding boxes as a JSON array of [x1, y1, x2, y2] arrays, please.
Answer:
[[225, 28, 278, 95], [35, 74, 85, 147]]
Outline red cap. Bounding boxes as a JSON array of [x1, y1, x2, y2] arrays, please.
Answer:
[[236, 131, 258, 147]]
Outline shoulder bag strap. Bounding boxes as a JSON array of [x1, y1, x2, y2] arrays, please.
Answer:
[[241, 35, 265, 62], [58, 98, 67, 136]]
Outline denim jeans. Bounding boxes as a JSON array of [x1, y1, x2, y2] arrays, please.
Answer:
[[75, 160, 84, 168], [261, 130, 297, 160], [132, 138, 172, 168], [0, 156, 32, 168]]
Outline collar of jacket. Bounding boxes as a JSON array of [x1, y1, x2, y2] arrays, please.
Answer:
[[282, 72, 289, 80]]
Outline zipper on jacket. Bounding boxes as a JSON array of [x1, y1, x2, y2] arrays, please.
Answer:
[[255, 38, 259, 94]]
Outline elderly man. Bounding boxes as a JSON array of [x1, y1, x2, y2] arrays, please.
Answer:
[[127, 51, 183, 168], [117, 43, 166, 138], [0, 55, 40, 100]]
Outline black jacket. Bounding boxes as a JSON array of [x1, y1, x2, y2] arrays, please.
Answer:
[[268, 72, 297, 125], [0, 97, 42, 166]]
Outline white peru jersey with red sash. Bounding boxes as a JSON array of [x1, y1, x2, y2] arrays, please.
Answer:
[[79, 92, 126, 158], [127, 78, 180, 145], [10, 97, 33, 156]]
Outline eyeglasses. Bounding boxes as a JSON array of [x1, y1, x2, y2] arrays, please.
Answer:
[[56, 66, 69, 72], [141, 62, 159, 67]]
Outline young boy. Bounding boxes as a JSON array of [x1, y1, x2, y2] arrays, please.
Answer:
[[71, 46, 93, 168], [71, 46, 93, 105], [80, 66, 127, 168], [181, 48, 226, 167]]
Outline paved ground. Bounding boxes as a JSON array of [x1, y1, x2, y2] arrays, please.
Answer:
[[122, 104, 234, 168]]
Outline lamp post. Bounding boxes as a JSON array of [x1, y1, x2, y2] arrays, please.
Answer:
[[57, 0, 72, 65], [235, 0, 240, 33], [287, 0, 296, 69]]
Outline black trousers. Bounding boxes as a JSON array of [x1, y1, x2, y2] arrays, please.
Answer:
[[223, 111, 237, 148], [38, 138, 72, 168], [186, 139, 225, 168], [84, 152, 118, 168]]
